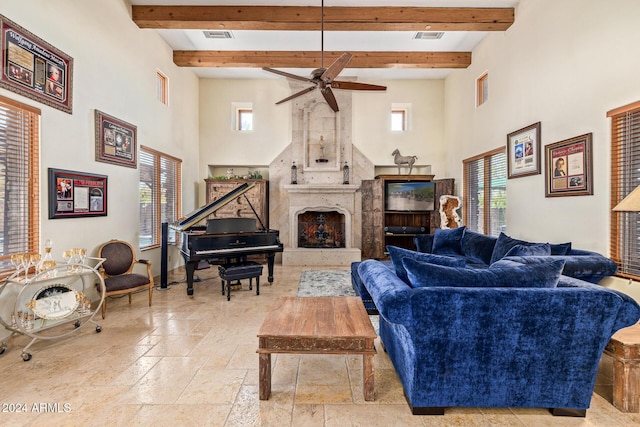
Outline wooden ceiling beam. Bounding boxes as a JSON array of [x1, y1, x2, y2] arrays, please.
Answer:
[[133, 6, 514, 31], [173, 51, 472, 69]]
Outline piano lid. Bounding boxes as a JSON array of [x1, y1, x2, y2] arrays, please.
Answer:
[[173, 182, 256, 231]]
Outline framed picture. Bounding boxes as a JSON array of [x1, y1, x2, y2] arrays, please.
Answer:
[[94, 110, 137, 168], [0, 14, 73, 114], [48, 168, 107, 219], [545, 133, 593, 197], [507, 122, 541, 179]]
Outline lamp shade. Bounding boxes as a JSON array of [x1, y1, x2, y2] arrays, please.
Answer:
[[613, 185, 640, 212]]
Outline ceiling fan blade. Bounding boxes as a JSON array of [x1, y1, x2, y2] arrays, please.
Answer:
[[331, 81, 387, 91], [262, 67, 314, 84], [321, 52, 353, 82], [321, 87, 339, 112], [275, 86, 317, 105]]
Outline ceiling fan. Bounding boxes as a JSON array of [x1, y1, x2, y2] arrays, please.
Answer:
[[262, 0, 386, 112]]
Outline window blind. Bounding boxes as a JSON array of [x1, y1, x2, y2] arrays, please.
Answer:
[[0, 96, 40, 275], [139, 146, 181, 249], [609, 101, 640, 279], [463, 147, 506, 236]]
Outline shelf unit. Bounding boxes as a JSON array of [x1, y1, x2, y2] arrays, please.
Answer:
[[361, 175, 454, 259]]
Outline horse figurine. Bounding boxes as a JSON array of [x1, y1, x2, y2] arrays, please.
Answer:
[[392, 149, 418, 175]]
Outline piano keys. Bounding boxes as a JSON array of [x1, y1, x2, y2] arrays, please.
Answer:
[[165, 182, 284, 296]]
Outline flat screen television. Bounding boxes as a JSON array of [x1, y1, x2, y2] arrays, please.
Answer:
[[385, 180, 435, 212]]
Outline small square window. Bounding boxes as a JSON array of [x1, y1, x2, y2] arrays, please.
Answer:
[[391, 110, 407, 131], [477, 72, 488, 107], [156, 71, 168, 105], [237, 108, 253, 131]]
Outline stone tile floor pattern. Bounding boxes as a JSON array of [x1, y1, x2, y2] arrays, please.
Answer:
[[0, 263, 638, 426]]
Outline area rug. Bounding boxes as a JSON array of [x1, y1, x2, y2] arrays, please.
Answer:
[[297, 270, 379, 334], [296, 270, 355, 297]]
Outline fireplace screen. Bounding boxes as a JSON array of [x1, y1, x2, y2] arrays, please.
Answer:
[[298, 211, 345, 248]]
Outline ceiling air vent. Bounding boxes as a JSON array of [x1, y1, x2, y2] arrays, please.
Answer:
[[203, 30, 234, 39], [413, 32, 444, 40]]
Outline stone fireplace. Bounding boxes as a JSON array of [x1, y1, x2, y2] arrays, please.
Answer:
[[268, 80, 375, 266]]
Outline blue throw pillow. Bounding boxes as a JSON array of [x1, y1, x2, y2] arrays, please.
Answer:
[[402, 257, 565, 289], [505, 243, 551, 257], [387, 245, 465, 284], [490, 232, 537, 264], [550, 242, 572, 255], [431, 226, 465, 256], [461, 229, 497, 266]]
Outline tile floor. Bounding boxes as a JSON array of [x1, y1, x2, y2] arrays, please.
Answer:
[[0, 263, 638, 426]]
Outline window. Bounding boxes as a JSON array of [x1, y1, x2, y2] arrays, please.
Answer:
[[609, 100, 640, 279], [391, 109, 407, 131], [463, 147, 507, 236], [139, 146, 181, 249], [156, 70, 168, 105], [237, 108, 253, 131], [0, 96, 40, 276], [477, 72, 488, 107], [391, 103, 411, 131]]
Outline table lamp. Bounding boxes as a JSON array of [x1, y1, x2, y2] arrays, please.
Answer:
[[614, 186, 640, 212]]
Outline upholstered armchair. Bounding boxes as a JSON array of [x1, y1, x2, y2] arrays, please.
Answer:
[[97, 239, 153, 318]]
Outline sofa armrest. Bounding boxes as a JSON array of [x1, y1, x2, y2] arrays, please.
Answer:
[[413, 234, 434, 253], [357, 260, 412, 325]]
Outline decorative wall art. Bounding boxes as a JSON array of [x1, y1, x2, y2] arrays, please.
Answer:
[[94, 110, 137, 168], [507, 122, 541, 179], [545, 133, 593, 197], [0, 14, 73, 114], [48, 168, 107, 219]]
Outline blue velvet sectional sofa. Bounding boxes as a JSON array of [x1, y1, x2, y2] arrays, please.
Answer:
[[351, 228, 619, 314], [356, 251, 640, 416]]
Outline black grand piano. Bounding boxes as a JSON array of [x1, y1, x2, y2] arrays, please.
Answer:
[[168, 183, 283, 296]]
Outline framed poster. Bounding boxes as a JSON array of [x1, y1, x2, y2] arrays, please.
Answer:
[[0, 14, 73, 114], [545, 133, 593, 197], [94, 110, 137, 168], [48, 168, 107, 219], [507, 122, 541, 179]]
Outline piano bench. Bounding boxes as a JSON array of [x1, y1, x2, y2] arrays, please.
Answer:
[[218, 262, 264, 301]]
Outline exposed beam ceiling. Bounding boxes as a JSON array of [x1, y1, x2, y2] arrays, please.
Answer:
[[173, 50, 471, 69], [132, 6, 514, 31], [130, 3, 516, 78]]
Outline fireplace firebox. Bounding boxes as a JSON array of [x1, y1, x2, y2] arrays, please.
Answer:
[[297, 211, 345, 248]]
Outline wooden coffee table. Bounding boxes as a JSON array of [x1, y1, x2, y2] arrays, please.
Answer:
[[257, 296, 377, 401]]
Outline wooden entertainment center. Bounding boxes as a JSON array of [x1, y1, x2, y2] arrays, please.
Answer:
[[361, 175, 454, 259]]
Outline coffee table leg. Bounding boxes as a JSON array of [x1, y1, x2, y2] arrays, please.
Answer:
[[363, 353, 374, 401], [259, 352, 271, 400]]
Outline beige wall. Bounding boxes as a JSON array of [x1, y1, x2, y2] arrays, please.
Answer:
[[198, 78, 446, 202], [1, 0, 200, 275], [444, 0, 640, 253]]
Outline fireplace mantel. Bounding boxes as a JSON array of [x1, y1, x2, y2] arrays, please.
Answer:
[[284, 184, 360, 194]]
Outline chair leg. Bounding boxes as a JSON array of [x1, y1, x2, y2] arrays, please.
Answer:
[[149, 285, 153, 307], [128, 293, 132, 304], [101, 298, 106, 319]]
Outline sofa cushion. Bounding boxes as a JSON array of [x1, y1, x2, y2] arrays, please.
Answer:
[[387, 245, 466, 284], [550, 242, 572, 255], [461, 229, 497, 266], [505, 242, 551, 257], [432, 226, 465, 256], [403, 257, 566, 289], [490, 232, 539, 264]]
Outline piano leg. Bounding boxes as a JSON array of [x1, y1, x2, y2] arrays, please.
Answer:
[[185, 261, 196, 296], [267, 253, 275, 283]]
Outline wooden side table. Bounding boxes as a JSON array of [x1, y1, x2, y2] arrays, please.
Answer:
[[604, 323, 640, 412], [257, 296, 377, 401]]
